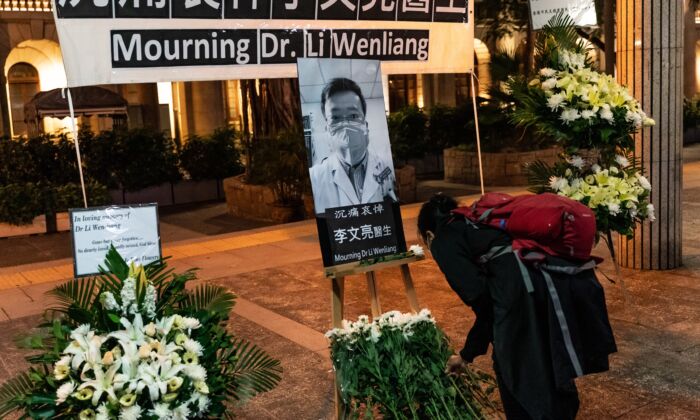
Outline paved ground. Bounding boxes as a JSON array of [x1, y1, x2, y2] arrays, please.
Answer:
[[0, 181, 479, 268], [0, 148, 699, 419]]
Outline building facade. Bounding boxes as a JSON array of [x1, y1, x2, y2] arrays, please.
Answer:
[[1, 1, 697, 142]]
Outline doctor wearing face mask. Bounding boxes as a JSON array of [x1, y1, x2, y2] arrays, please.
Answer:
[[309, 77, 397, 215]]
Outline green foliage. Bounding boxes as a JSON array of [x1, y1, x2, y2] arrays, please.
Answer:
[[683, 96, 700, 131], [427, 104, 466, 152], [249, 130, 308, 205], [533, 13, 593, 71], [81, 128, 181, 191], [0, 373, 34, 418], [0, 134, 110, 225], [0, 182, 43, 224], [0, 137, 40, 185], [180, 127, 244, 181], [0, 247, 281, 419], [0, 181, 110, 226], [387, 105, 428, 163]]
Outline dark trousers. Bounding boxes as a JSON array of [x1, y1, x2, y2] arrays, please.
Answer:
[[495, 370, 579, 420]]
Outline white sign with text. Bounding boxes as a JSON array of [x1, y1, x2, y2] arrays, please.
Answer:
[[70, 204, 161, 277], [529, 0, 597, 30], [52, 1, 474, 87]]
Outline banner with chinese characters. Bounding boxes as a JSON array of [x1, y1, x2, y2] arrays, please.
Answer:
[[52, 0, 474, 87], [529, 0, 597, 30], [298, 58, 406, 267]]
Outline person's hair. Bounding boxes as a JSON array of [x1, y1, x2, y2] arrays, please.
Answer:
[[320, 77, 367, 119], [417, 193, 458, 242]]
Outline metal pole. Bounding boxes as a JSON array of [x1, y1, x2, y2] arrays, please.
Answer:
[[470, 73, 485, 195], [63, 88, 88, 208]]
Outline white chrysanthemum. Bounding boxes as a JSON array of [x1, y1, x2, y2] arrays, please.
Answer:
[[172, 403, 191, 420], [56, 381, 75, 404], [637, 174, 652, 190], [197, 395, 211, 414], [581, 110, 596, 120], [149, 403, 173, 419], [182, 317, 201, 330], [184, 364, 207, 381], [567, 155, 585, 169], [541, 78, 557, 90], [599, 105, 614, 123], [183, 339, 204, 356], [591, 164, 602, 173], [547, 93, 566, 110], [560, 109, 581, 124], [647, 204, 656, 222], [625, 110, 643, 128], [96, 403, 110, 420], [119, 404, 142, 420], [549, 176, 569, 192], [615, 155, 630, 168], [409, 244, 424, 257], [369, 325, 382, 343], [559, 50, 586, 69], [540, 67, 557, 77], [607, 203, 621, 215], [144, 284, 157, 319], [100, 292, 120, 312]]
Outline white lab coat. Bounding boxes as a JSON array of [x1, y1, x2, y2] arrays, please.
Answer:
[[309, 152, 397, 215]]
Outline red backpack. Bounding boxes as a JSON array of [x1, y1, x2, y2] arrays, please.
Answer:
[[452, 192, 598, 262]]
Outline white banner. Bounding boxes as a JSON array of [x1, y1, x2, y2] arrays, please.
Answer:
[[529, 0, 597, 30], [70, 204, 161, 277], [52, 1, 474, 87]]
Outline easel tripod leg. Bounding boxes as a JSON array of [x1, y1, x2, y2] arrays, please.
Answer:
[[400, 264, 420, 312], [331, 277, 346, 419], [365, 271, 382, 318]]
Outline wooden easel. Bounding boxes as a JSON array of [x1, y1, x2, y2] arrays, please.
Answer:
[[324, 254, 424, 418]]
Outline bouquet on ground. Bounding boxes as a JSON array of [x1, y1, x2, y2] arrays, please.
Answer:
[[0, 246, 281, 419], [509, 14, 656, 239], [532, 154, 655, 237], [326, 310, 497, 420], [509, 16, 654, 153]]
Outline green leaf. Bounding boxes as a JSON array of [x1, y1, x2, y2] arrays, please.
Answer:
[[221, 338, 282, 403], [0, 373, 34, 418], [47, 277, 100, 323], [107, 313, 121, 324], [99, 244, 129, 280], [182, 285, 236, 318]]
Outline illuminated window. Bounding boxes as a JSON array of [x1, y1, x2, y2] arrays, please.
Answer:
[[8, 62, 40, 137], [225, 80, 242, 131], [388, 75, 417, 111]]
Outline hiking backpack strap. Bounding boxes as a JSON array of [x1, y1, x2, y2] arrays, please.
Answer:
[[538, 260, 599, 378], [479, 245, 535, 294], [481, 246, 595, 378]]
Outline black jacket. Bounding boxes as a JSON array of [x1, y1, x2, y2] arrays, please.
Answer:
[[431, 217, 617, 420]]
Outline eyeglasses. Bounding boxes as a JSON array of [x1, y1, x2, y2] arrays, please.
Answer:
[[328, 114, 365, 127]]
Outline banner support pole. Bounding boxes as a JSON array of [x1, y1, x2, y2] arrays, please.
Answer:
[[62, 87, 88, 208], [470, 72, 485, 195]]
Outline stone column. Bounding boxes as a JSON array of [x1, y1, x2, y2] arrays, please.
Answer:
[[616, 0, 683, 269], [683, 1, 697, 98]]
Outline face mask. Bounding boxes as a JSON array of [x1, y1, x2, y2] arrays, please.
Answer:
[[330, 121, 368, 166]]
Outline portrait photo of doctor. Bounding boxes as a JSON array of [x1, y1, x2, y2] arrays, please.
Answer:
[[300, 59, 398, 215]]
